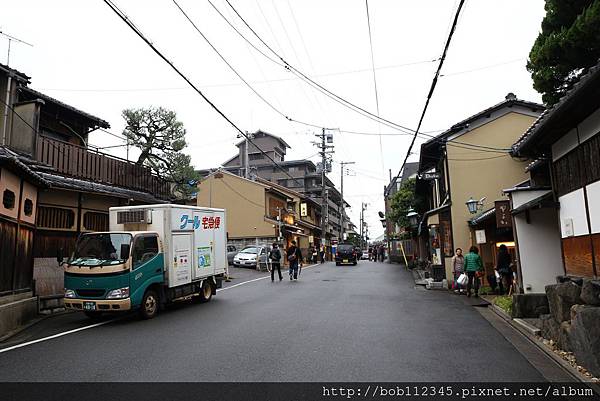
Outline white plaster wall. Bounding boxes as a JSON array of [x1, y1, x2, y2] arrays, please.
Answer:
[[558, 189, 589, 237], [511, 190, 551, 209], [552, 128, 579, 161], [578, 107, 600, 143], [587, 180, 600, 234], [514, 208, 564, 293]]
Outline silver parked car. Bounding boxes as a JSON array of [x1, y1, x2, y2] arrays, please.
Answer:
[[227, 245, 237, 265], [233, 246, 269, 269]]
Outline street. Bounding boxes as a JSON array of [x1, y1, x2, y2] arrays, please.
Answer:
[[0, 261, 544, 382]]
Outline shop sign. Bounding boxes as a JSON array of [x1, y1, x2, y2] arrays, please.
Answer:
[[475, 229, 486, 244], [495, 200, 512, 228], [300, 202, 308, 217]]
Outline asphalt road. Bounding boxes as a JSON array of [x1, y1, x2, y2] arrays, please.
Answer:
[[0, 261, 544, 381]]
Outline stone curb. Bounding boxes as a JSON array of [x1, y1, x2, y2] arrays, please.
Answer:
[[488, 301, 598, 386]]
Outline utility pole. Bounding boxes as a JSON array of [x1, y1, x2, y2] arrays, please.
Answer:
[[314, 128, 334, 252], [339, 161, 355, 242], [360, 202, 367, 248]]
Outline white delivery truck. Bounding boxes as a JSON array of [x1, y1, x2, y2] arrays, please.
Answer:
[[62, 204, 227, 319]]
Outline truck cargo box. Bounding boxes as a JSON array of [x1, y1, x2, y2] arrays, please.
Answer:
[[109, 204, 227, 288]]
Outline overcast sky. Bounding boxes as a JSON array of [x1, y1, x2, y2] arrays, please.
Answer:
[[1, 0, 546, 238]]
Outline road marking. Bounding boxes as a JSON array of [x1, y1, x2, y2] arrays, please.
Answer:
[[217, 263, 319, 292], [0, 319, 116, 354], [0, 264, 322, 354]]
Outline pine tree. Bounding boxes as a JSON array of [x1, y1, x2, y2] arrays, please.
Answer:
[[528, 0, 600, 105]]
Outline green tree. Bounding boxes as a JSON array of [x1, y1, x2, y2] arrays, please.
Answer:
[[122, 107, 199, 199], [388, 178, 424, 230], [527, 0, 600, 105]]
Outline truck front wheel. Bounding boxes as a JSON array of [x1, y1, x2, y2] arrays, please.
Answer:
[[139, 289, 159, 319]]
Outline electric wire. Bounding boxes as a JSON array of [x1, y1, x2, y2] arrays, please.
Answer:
[[220, 0, 508, 155], [102, 0, 303, 187], [364, 0, 385, 175], [387, 0, 467, 196]]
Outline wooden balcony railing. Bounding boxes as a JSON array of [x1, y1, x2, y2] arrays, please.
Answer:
[[35, 135, 171, 199]]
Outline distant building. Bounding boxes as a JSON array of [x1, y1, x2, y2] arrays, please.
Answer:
[[198, 130, 352, 247], [384, 162, 419, 263]]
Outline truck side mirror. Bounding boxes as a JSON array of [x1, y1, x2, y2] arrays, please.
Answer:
[[120, 244, 131, 260], [56, 248, 64, 265]]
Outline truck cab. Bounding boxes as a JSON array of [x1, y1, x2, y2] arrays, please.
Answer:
[[64, 231, 164, 318]]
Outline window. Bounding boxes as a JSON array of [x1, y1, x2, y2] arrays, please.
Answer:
[[83, 212, 109, 231], [36, 206, 75, 229], [132, 235, 159, 268], [23, 199, 33, 216], [249, 153, 264, 161], [3, 189, 15, 209]]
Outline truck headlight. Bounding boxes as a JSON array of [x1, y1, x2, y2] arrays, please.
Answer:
[[64, 289, 76, 298], [106, 287, 130, 299]]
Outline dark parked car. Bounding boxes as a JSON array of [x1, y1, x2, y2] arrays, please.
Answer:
[[335, 243, 357, 266], [227, 245, 237, 265]]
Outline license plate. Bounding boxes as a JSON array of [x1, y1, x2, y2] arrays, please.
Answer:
[[83, 302, 96, 311], [343, 259, 348, 263]]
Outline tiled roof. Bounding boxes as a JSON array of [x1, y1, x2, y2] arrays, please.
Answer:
[[0, 63, 30, 83], [0, 146, 48, 187], [38, 172, 161, 203], [18, 87, 110, 129], [424, 95, 544, 148], [511, 59, 600, 156]]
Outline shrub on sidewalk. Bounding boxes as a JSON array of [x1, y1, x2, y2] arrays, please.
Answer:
[[494, 295, 513, 315]]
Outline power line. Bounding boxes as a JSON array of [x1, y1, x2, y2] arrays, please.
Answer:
[[172, 0, 288, 120], [221, 0, 429, 134], [102, 0, 302, 187], [364, 0, 384, 175], [387, 0, 467, 197]]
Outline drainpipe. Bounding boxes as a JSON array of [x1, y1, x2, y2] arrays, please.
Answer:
[[2, 74, 12, 145]]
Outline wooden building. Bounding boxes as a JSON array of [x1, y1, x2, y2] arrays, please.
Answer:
[[512, 60, 600, 279]]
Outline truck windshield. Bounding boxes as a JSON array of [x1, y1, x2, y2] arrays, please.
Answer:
[[70, 233, 132, 267]]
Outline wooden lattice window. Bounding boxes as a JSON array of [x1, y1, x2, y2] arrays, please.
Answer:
[[83, 212, 109, 231], [23, 199, 33, 216], [36, 206, 75, 229], [3, 189, 15, 209]]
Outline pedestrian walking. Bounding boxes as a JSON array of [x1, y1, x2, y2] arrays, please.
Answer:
[[287, 240, 303, 280], [268, 243, 282, 282], [320, 245, 325, 264], [368, 247, 373, 261], [451, 248, 465, 294], [312, 247, 318, 264], [495, 244, 513, 295], [464, 246, 484, 298], [378, 245, 385, 262]]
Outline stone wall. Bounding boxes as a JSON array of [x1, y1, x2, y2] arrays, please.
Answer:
[[539, 277, 600, 377]]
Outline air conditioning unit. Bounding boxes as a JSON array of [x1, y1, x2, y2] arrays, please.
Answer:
[[117, 209, 152, 224]]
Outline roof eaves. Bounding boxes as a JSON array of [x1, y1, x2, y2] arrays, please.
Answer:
[[18, 87, 110, 129], [512, 60, 600, 156]]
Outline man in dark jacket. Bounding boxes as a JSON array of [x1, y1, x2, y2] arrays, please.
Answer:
[[286, 240, 303, 280], [269, 243, 282, 282], [495, 244, 512, 294]]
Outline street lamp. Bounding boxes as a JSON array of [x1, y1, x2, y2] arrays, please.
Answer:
[[406, 208, 419, 227], [466, 197, 486, 214]]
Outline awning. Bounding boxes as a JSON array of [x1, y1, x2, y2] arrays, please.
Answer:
[[469, 207, 495, 226], [511, 191, 557, 215], [417, 202, 451, 235]]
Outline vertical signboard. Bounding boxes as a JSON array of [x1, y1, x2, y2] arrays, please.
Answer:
[[495, 200, 512, 228]]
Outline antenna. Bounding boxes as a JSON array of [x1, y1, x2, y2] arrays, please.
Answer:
[[0, 29, 33, 65]]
